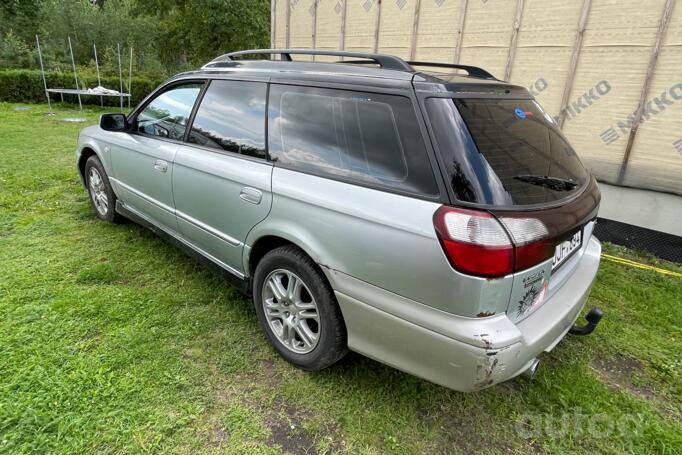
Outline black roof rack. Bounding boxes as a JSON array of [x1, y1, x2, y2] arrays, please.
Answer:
[[407, 61, 497, 80], [204, 48, 414, 72], [202, 49, 496, 80]]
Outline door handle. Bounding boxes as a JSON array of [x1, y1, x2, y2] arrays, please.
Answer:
[[153, 159, 168, 173], [239, 186, 262, 205]]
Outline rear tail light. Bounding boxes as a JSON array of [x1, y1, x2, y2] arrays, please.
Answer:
[[497, 217, 553, 271], [513, 239, 554, 271], [433, 206, 552, 278], [433, 207, 513, 277]]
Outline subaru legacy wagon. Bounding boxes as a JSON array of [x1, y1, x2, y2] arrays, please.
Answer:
[[76, 49, 603, 392]]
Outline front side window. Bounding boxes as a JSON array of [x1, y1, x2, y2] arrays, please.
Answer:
[[188, 80, 267, 159], [268, 85, 439, 196], [136, 83, 203, 140]]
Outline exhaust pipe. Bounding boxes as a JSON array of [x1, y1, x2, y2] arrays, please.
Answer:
[[521, 358, 540, 380]]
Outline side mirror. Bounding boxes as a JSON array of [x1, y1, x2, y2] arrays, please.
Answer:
[[100, 113, 129, 132]]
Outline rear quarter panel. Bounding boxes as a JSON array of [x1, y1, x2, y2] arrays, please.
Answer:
[[245, 168, 513, 316]]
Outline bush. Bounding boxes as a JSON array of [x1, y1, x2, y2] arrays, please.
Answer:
[[0, 69, 165, 107]]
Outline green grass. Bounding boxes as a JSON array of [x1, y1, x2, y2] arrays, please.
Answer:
[[0, 102, 680, 454]]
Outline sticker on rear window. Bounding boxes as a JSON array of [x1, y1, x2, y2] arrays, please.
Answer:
[[514, 107, 533, 119]]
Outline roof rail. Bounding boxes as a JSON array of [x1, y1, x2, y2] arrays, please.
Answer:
[[203, 48, 414, 71], [407, 61, 497, 80], [202, 49, 498, 81]]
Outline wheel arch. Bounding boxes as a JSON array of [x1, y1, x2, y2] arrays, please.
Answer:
[[78, 146, 98, 182], [77, 137, 118, 197], [245, 230, 339, 295], [248, 235, 295, 278]]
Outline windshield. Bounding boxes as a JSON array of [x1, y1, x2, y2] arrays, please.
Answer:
[[426, 98, 589, 206]]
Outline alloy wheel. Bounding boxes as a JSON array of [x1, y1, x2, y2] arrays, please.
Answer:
[[88, 167, 109, 216], [261, 269, 320, 354]]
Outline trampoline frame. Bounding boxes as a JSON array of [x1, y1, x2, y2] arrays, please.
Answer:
[[36, 35, 132, 114]]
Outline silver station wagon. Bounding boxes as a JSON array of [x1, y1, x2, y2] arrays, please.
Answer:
[[76, 49, 603, 392]]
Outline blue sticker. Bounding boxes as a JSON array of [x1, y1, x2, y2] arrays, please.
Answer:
[[514, 107, 526, 119]]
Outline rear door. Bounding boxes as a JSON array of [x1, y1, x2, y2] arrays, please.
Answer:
[[109, 82, 204, 229], [172, 79, 272, 276]]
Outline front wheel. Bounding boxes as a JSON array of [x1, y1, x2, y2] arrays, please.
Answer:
[[253, 245, 347, 371], [84, 155, 123, 223]]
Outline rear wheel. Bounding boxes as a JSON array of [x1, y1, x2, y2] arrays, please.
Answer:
[[84, 155, 122, 223], [253, 245, 347, 371]]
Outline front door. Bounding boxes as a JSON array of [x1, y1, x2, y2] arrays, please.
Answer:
[[173, 79, 272, 276], [109, 82, 204, 229]]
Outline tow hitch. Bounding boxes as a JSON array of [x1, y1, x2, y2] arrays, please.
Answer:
[[569, 307, 603, 336]]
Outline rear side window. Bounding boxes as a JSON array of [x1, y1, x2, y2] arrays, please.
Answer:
[[426, 98, 589, 206], [188, 80, 267, 159], [268, 85, 439, 196]]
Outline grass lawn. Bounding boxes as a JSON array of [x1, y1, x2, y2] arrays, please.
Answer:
[[0, 103, 680, 454]]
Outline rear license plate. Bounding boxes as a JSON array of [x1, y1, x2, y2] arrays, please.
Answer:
[[552, 230, 582, 271]]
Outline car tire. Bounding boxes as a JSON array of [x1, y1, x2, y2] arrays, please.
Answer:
[[253, 245, 348, 371], [84, 155, 123, 223]]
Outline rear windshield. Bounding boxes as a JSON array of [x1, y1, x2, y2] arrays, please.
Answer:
[[426, 98, 589, 206]]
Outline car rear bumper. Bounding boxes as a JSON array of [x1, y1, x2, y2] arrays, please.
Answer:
[[325, 236, 601, 392]]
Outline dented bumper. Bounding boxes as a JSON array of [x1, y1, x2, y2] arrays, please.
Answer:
[[327, 236, 602, 392]]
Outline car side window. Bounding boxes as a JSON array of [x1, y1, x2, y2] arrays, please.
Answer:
[[188, 80, 267, 159], [136, 83, 203, 141], [268, 84, 439, 196]]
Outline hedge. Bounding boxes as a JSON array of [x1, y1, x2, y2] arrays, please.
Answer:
[[0, 69, 165, 107]]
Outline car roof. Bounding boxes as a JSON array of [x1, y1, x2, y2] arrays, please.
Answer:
[[167, 49, 528, 97]]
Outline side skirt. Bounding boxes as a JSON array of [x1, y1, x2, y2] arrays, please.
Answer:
[[115, 200, 252, 295]]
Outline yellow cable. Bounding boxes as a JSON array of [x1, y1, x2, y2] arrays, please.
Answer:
[[601, 253, 682, 278], [602, 255, 680, 276]]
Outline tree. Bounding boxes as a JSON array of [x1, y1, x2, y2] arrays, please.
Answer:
[[0, 0, 44, 41], [0, 0, 271, 75], [38, 0, 161, 75], [131, 0, 270, 68]]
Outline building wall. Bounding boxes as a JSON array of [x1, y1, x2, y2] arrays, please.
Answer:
[[598, 183, 682, 237]]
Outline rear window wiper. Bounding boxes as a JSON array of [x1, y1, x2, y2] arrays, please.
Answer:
[[513, 175, 578, 192]]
